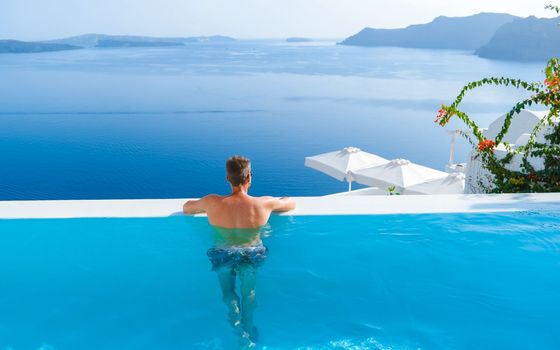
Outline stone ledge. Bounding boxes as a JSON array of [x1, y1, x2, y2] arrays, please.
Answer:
[[0, 193, 559, 219]]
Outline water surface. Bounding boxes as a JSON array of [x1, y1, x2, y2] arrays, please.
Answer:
[[0, 41, 545, 199], [0, 211, 559, 349]]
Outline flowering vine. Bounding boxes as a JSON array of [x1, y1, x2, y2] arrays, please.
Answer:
[[436, 55, 560, 193]]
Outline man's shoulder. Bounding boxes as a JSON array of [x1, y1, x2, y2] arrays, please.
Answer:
[[254, 195, 275, 202], [255, 195, 274, 200], [201, 194, 224, 202], [253, 196, 277, 208]]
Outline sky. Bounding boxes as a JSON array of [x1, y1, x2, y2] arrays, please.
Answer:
[[0, 0, 557, 40]]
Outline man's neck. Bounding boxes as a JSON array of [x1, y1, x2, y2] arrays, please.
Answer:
[[231, 184, 250, 195]]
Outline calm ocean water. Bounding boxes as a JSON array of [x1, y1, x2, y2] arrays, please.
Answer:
[[0, 41, 545, 199]]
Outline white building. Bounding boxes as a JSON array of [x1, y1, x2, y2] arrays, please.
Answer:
[[465, 110, 556, 194]]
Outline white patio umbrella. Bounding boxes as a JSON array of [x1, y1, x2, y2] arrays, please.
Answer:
[[402, 172, 465, 195], [350, 158, 448, 191], [304, 147, 389, 191]]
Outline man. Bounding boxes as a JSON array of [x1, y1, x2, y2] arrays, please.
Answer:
[[183, 155, 296, 346], [183, 155, 296, 226]]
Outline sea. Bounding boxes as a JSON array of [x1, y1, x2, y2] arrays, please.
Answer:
[[0, 40, 546, 200]]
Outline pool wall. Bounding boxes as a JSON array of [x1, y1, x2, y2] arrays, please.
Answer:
[[0, 193, 559, 219]]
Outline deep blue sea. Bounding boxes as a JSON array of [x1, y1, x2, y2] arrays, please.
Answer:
[[0, 41, 546, 199]]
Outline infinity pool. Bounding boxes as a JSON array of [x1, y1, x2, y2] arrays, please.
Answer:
[[1, 211, 559, 349]]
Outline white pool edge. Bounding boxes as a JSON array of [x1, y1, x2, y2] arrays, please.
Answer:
[[0, 193, 559, 219]]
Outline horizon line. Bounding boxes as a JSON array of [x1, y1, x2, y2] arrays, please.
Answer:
[[3, 10, 558, 43]]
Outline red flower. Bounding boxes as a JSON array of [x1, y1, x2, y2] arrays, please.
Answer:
[[545, 75, 560, 92], [527, 173, 539, 181], [478, 139, 495, 152], [434, 108, 448, 126]]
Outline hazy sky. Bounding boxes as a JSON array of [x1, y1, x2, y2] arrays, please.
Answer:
[[1, 0, 556, 40]]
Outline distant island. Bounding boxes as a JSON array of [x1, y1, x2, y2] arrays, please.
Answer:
[[286, 37, 313, 43], [96, 39, 184, 48], [0, 34, 237, 54], [0, 40, 82, 54], [44, 34, 236, 47], [184, 35, 236, 43], [476, 16, 560, 61], [340, 13, 518, 50]]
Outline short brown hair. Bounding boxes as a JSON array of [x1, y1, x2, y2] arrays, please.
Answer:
[[226, 156, 251, 186]]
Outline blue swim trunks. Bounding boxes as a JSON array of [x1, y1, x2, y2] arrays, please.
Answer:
[[207, 244, 268, 270]]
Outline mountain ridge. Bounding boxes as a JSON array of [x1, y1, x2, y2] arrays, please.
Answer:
[[476, 16, 560, 61], [339, 13, 519, 50]]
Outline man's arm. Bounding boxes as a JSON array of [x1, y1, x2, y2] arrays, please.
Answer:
[[183, 195, 215, 215], [267, 196, 297, 212]]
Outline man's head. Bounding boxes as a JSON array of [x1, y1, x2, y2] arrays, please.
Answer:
[[226, 155, 252, 187]]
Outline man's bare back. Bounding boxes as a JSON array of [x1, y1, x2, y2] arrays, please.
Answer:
[[183, 192, 295, 228], [182, 156, 296, 229]]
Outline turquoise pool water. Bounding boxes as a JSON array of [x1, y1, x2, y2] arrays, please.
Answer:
[[1, 211, 559, 349]]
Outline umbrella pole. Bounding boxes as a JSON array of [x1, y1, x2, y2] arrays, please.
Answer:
[[348, 181, 352, 192], [448, 131, 457, 170]]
